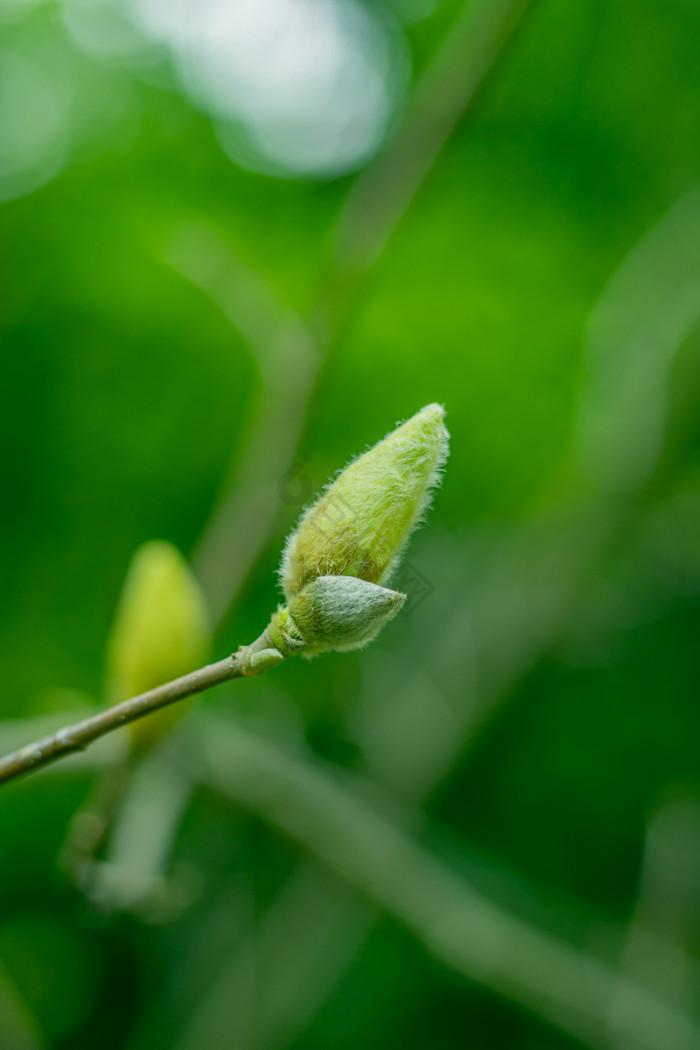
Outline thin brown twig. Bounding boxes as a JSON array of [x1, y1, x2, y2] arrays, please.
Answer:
[[0, 633, 286, 788]]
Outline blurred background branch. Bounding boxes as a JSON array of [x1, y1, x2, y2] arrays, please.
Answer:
[[0, 960, 46, 1050], [192, 715, 700, 1050]]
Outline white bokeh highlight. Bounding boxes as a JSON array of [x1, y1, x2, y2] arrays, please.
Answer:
[[130, 0, 409, 177], [0, 47, 72, 202]]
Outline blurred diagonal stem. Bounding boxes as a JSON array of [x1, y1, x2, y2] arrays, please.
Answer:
[[189, 0, 536, 624], [330, 0, 535, 275], [0, 961, 45, 1050], [0, 635, 287, 787], [196, 716, 700, 1050]]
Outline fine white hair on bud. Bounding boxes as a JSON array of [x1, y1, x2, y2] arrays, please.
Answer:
[[287, 575, 406, 656], [275, 403, 449, 656]]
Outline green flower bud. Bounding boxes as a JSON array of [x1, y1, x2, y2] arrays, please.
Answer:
[[281, 403, 448, 599], [105, 540, 211, 752], [277, 403, 448, 656], [288, 575, 406, 655]]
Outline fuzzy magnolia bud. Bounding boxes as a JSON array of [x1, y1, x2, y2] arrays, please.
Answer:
[[278, 403, 448, 656], [106, 540, 211, 752]]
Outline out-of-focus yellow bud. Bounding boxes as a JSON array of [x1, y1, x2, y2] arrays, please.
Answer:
[[277, 403, 448, 656], [105, 541, 211, 753]]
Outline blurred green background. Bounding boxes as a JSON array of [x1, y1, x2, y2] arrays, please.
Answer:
[[2, 0, 700, 1047]]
